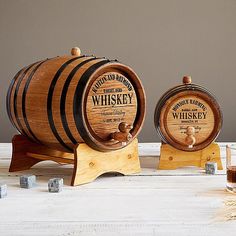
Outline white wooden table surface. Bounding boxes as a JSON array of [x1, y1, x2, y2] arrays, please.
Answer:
[[1, 142, 236, 236]]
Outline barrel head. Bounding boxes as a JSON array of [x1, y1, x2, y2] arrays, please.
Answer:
[[154, 78, 222, 151], [80, 63, 146, 151]]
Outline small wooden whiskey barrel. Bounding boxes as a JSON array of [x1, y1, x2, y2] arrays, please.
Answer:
[[154, 76, 222, 151], [7, 47, 146, 152]]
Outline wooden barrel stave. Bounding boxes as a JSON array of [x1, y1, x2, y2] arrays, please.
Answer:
[[50, 56, 89, 150], [10, 61, 44, 141], [47, 56, 91, 150], [24, 56, 87, 151], [65, 57, 107, 150], [19, 59, 53, 146]]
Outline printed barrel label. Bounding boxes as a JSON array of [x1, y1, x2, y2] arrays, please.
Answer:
[[86, 72, 137, 140], [165, 94, 215, 145]]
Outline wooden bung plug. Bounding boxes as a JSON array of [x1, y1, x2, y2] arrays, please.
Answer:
[[71, 47, 81, 56], [183, 76, 192, 85]]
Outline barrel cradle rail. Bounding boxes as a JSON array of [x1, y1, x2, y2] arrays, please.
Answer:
[[154, 76, 223, 170], [6, 47, 146, 186]]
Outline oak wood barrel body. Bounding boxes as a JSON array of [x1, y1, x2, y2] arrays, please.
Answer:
[[7, 52, 146, 152], [154, 77, 222, 151]]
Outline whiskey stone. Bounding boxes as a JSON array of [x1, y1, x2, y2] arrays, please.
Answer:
[[20, 175, 36, 188], [205, 162, 217, 175], [0, 184, 7, 198], [48, 178, 63, 193]]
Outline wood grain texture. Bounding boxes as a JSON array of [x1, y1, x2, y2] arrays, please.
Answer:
[[0, 142, 236, 235], [82, 63, 146, 151], [7, 52, 146, 152], [86, 72, 137, 141], [159, 142, 223, 170], [9, 135, 140, 186], [72, 138, 140, 185]]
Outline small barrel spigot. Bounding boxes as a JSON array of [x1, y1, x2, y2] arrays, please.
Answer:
[[185, 126, 196, 148]]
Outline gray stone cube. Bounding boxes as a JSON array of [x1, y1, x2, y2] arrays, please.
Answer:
[[48, 178, 63, 193], [20, 175, 36, 188], [205, 162, 217, 175], [0, 184, 7, 198]]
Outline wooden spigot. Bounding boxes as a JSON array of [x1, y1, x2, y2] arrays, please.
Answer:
[[185, 126, 196, 148], [71, 47, 81, 56], [111, 122, 133, 146]]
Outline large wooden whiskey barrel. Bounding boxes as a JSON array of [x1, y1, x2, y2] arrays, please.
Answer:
[[7, 47, 146, 152], [154, 76, 222, 151]]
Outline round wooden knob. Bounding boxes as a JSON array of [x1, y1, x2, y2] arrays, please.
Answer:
[[183, 76, 192, 85], [71, 47, 81, 56]]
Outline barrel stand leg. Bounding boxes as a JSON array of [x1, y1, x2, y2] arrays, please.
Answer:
[[158, 143, 223, 170], [9, 135, 43, 172], [71, 138, 141, 186], [9, 135, 74, 172]]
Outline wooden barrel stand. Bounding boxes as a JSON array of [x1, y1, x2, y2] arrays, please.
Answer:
[[158, 142, 223, 170], [154, 76, 223, 170], [9, 135, 141, 186]]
